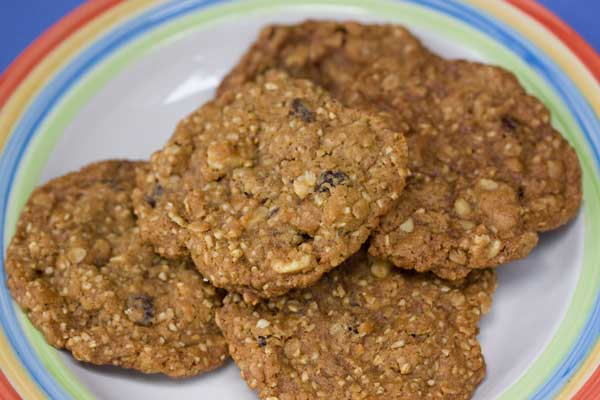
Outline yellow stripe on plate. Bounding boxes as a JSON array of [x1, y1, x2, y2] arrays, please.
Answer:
[[0, 3, 163, 399]]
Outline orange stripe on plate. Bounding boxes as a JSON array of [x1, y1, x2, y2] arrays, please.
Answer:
[[0, 2, 125, 398], [504, 1, 600, 398], [506, 0, 600, 84], [0, 0, 122, 110]]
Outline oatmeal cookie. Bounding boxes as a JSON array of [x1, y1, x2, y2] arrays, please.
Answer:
[[216, 249, 496, 400], [134, 70, 408, 299], [218, 21, 582, 280], [5, 160, 228, 377]]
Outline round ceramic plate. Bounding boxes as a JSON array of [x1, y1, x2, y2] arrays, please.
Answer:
[[1, 0, 599, 399]]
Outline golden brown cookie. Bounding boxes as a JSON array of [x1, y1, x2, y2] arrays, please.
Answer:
[[218, 21, 582, 280], [134, 70, 408, 299], [5, 160, 228, 377], [216, 249, 496, 400]]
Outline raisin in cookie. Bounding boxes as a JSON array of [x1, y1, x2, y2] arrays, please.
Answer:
[[134, 70, 408, 299], [217, 249, 496, 400], [5, 160, 227, 377], [218, 21, 582, 280]]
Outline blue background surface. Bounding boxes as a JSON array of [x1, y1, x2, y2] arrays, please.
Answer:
[[0, 0, 598, 74]]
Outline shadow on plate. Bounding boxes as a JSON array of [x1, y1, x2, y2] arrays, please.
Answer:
[[67, 351, 234, 385]]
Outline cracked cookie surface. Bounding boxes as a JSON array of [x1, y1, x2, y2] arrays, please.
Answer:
[[218, 21, 582, 280], [216, 249, 496, 400], [134, 70, 408, 299], [5, 160, 228, 377]]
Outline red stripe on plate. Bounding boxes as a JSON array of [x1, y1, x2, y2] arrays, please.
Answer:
[[0, 1, 122, 398], [573, 365, 600, 400], [506, 0, 600, 400], [506, 1, 600, 398], [506, 0, 600, 84], [0, 369, 21, 400], [0, 0, 122, 110]]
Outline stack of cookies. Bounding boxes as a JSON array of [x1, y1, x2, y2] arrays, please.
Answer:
[[5, 21, 582, 399]]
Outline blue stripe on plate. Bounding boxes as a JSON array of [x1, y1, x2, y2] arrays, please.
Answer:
[[0, 0, 598, 399]]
